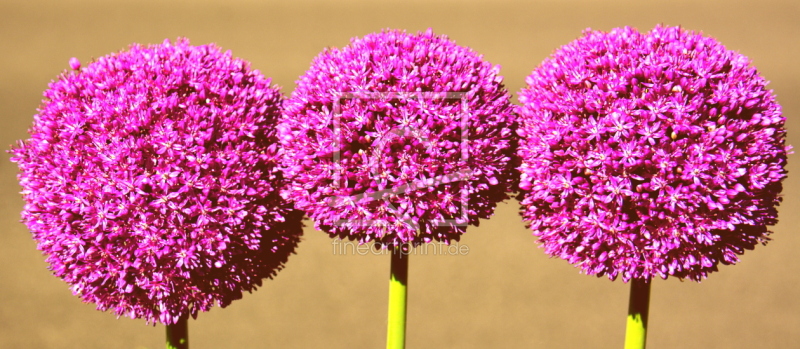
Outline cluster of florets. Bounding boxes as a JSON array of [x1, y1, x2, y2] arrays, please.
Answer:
[[278, 29, 516, 247], [516, 26, 788, 282], [10, 39, 303, 324]]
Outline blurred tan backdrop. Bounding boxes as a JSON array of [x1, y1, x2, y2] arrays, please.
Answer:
[[1, 0, 798, 348]]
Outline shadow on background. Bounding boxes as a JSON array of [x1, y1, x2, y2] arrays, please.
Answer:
[[1, 0, 798, 348]]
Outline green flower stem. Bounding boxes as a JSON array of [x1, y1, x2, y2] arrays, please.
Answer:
[[624, 278, 651, 349], [386, 246, 409, 349], [166, 316, 188, 349]]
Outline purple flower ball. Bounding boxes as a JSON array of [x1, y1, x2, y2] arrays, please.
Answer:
[[517, 26, 789, 282], [278, 29, 516, 247], [10, 39, 303, 324]]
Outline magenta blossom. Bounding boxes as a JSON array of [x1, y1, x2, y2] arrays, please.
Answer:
[[10, 39, 303, 324], [517, 26, 789, 282], [279, 29, 516, 247]]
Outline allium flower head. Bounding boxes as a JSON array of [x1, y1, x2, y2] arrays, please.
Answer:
[[517, 26, 789, 282], [10, 38, 303, 324], [279, 29, 515, 247]]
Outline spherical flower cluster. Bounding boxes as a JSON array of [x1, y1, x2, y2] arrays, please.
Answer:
[[10, 39, 304, 324], [279, 29, 516, 247], [517, 26, 788, 282]]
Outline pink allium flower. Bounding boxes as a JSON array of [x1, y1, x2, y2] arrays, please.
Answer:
[[10, 39, 303, 324], [278, 29, 515, 247], [517, 26, 789, 282]]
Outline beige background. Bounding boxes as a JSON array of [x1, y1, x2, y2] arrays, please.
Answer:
[[1, 0, 798, 348]]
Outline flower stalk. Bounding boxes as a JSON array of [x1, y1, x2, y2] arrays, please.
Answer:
[[624, 279, 651, 349], [166, 316, 188, 349], [386, 246, 409, 349]]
